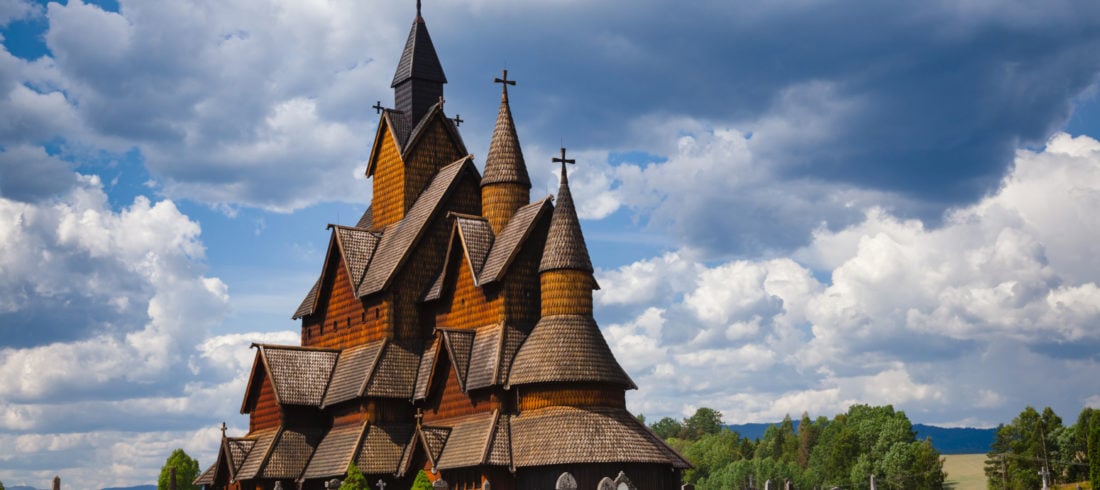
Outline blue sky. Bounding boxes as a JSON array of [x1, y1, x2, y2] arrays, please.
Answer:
[[2, 0, 1100, 488]]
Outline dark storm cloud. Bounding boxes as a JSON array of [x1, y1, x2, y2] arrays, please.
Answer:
[[439, 0, 1100, 206]]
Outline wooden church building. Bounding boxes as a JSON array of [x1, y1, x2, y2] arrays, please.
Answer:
[[195, 5, 689, 490]]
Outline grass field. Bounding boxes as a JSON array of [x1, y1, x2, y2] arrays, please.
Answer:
[[944, 454, 987, 490], [944, 454, 1093, 490]]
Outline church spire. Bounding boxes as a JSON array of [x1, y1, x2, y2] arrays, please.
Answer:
[[481, 69, 531, 234], [391, 1, 447, 124], [540, 148, 593, 274]]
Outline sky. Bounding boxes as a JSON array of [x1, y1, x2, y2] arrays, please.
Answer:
[[2, 0, 1100, 488]]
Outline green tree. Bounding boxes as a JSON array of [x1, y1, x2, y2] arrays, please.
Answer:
[[650, 416, 684, 440], [984, 406, 1062, 490], [1, 478, 5, 490], [682, 407, 724, 440], [755, 414, 798, 463], [340, 461, 371, 490], [796, 413, 825, 469], [410, 470, 433, 490], [681, 430, 748, 484], [158, 448, 200, 490]]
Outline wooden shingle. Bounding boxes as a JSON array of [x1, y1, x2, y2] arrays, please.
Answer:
[[301, 421, 368, 481], [508, 315, 635, 389], [357, 423, 416, 475], [479, 198, 552, 285], [322, 340, 386, 408], [539, 164, 593, 274], [257, 345, 340, 406]]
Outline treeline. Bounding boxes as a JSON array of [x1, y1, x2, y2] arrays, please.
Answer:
[[643, 405, 944, 489], [984, 406, 1100, 489]]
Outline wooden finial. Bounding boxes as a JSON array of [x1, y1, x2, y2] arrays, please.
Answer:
[[438, 95, 445, 108], [415, 407, 424, 428], [373, 101, 385, 114]]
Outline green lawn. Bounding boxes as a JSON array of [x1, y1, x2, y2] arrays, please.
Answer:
[[944, 454, 987, 490]]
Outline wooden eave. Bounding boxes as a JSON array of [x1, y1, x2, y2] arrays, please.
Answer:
[[240, 347, 270, 414]]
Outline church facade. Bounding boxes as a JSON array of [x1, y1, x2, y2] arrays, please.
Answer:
[[195, 6, 689, 490]]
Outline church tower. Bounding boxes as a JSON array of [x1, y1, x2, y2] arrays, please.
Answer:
[[391, 1, 446, 124], [481, 71, 531, 234], [538, 153, 597, 317]]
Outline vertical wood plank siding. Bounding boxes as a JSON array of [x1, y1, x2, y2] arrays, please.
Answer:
[[250, 376, 281, 432], [372, 127, 406, 229], [540, 269, 596, 317], [434, 247, 502, 331], [304, 250, 393, 349]]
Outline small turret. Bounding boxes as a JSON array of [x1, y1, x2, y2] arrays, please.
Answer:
[[539, 148, 597, 317], [481, 70, 531, 234]]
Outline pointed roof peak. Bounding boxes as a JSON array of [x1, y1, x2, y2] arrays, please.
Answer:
[[391, 3, 446, 88], [540, 148, 593, 273], [482, 70, 530, 188]]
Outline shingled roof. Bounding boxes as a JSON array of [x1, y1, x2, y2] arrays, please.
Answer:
[[301, 421, 368, 481], [422, 214, 494, 302], [291, 226, 381, 320], [234, 428, 279, 481], [508, 315, 635, 389], [362, 341, 420, 399], [436, 411, 507, 470], [465, 323, 527, 391], [356, 423, 416, 475], [262, 426, 325, 479], [539, 163, 593, 273], [391, 11, 446, 88], [292, 277, 322, 320], [413, 336, 441, 402], [321, 340, 386, 408], [510, 406, 691, 469], [479, 197, 552, 285], [440, 328, 475, 391], [242, 345, 340, 412], [481, 82, 530, 188], [359, 156, 478, 298]]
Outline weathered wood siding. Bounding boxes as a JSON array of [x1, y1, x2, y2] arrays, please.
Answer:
[[404, 119, 466, 213], [422, 352, 502, 422], [372, 127, 407, 229], [503, 212, 549, 332], [303, 250, 393, 349], [482, 183, 529, 235], [249, 376, 280, 433], [518, 385, 625, 411], [434, 245, 502, 331]]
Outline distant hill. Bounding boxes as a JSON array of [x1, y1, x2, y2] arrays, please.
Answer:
[[9, 486, 42, 490], [726, 422, 996, 455]]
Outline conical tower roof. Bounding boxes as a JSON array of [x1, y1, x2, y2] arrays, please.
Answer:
[[391, 4, 447, 88], [539, 155, 593, 273], [482, 74, 530, 188]]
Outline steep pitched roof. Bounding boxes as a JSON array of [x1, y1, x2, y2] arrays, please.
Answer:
[[422, 215, 494, 302], [439, 328, 475, 391], [465, 323, 527, 391], [291, 226, 381, 320], [478, 197, 552, 285], [357, 423, 416, 475], [391, 13, 446, 88], [401, 100, 467, 162], [234, 428, 279, 481], [292, 277, 322, 320], [481, 85, 530, 187], [301, 421, 369, 481], [194, 462, 216, 486], [359, 156, 478, 297], [540, 162, 593, 273], [508, 315, 636, 389], [366, 110, 412, 178], [262, 426, 325, 479], [362, 341, 420, 399], [321, 340, 387, 408], [413, 336, 441, 402], [418, 425, 452, 470], [241, 345, 340, 412], [436, 411, 503, 470], [356, 205, 374, 229], [510, 406, 691, 469]]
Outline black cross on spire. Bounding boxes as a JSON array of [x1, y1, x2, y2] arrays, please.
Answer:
[[373, 101, 385, 114], [416, 0, 422, 16], [452, 114, 463, 127], [553, 147, 575, 174], [414, 408, 424, 428], [494, 69, 516, 99]]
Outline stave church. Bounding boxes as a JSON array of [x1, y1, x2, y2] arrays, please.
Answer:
[[195, 4, 689, 490]]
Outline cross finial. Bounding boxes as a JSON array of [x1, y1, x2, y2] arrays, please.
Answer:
[[438, 95, 445, 109], [220, 421, 227, 436], [553, 147, 575, 171], [377, 480, 387, 490], [494, 69, 516, 100], [417, 0, 422, 16], [452, 114, 463, 127], [415, 408, 424, 428], [373, 101, 385, 114]]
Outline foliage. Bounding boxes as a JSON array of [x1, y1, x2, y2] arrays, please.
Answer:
[[652, 405, 942, 490], [651, 416, 684, 440], [682, 407, 724, 440], [985, 406, 1061, 490], [0, 478, 5, 490], [340, 461, 371, 490], [157, 448, 200, 490], [410, 470, 433, 490]]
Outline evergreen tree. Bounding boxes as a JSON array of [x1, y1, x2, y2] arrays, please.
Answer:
[[650, 416, 685, 440], [410, 470, 433, 490], [157, 448, 200, 490], [984, 406, 1062, 490], [681, 407, 724, 440], [339, 462, 371, 490]]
